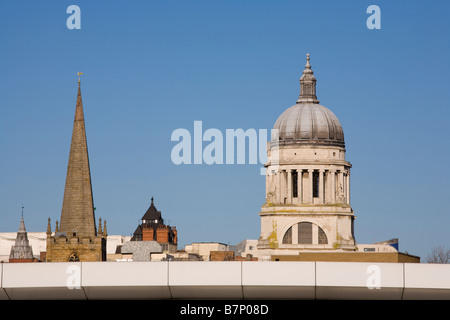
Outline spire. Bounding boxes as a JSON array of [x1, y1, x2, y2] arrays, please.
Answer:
[[59, 77, 97, 237], [17, 206, 26, 233], [103, 219, 107, 237], [10, 215, 34, 261], [297, 53, 320, 104], [18, 216, 26, 233], [47, 217, 52, 235], [98, 217, 102, 235]]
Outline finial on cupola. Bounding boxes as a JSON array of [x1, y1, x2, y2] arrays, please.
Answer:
[[297, 53, 320, 104]]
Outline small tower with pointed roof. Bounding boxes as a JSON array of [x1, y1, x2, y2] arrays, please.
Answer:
[[9, 210, 36, 263], [131, 197, 178, 252], [297, 53, 320, 104]]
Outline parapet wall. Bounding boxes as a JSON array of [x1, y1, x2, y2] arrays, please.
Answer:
[[1, 261, 449, 300]]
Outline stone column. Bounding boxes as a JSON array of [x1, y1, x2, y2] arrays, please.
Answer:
[[287, 169, 292, 204], [346, 171, 350, 205], [281, 170, 286, 204], [277, 170, 282, 204], [338, 170, 344, 203], [331, 170, 336, 204], [308, 169, 314, 204], [319, 169, 324, 204], [297, 169, 303, 205]]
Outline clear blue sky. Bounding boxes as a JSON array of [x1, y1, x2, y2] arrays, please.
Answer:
[[0, 0, 449, 260]]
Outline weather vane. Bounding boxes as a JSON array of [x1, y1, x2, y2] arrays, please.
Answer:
[[77, 72, 83, 83]]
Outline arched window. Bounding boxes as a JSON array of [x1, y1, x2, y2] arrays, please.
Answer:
[[318, 227, 328, 244], [281, 222, 328, 245], [68, 252, 79, 262], [298, 222, 312, 244], [282, 226, 292, 244]]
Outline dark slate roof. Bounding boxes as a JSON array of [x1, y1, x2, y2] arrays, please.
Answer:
[[133, 224, 142, 236], [141, 197, 162, 221]]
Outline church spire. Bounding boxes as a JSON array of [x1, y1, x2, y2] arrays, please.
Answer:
[[297, 53, 320, 104], [59, 76, 97, 237], [9, 213, 34, 262], [18, 214, 26, 233]]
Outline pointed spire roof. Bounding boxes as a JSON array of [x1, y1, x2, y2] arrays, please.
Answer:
[[297, 53, 320, 104], [10, 214, 34, 261], [59, 78, 97, 237], [103, 219, 107, 237], [47, 217, 52, 235], [18, 206, 26, 233], [141, 197, 163, 223], [18, 216, 26, 233]]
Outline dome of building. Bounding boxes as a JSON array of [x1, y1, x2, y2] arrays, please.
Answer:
[[273, 54, 345, 148], [273, 103, 344, 147]]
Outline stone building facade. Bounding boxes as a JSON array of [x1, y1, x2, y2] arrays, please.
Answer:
[[257, 54, 420, 263], [258, 54, 356, 260]]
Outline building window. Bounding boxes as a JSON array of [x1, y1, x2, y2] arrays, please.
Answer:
[[282, 226, 292, 244], [282, 222, 328, 245], [298, 222, 312, 244], [292, 171, 298, 198], [313, 171, 319, 198], [318, 227, 328, 244], [68, 252, 79, 262]]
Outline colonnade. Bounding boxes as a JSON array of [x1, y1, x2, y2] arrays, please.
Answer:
[[267, 167, 350, 205]]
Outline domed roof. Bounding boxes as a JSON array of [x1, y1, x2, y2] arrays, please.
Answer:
[[274, 103, 344, 147], [273, 54, 345, 148]]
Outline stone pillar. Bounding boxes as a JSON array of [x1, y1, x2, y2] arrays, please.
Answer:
[[319, 169, 324, 204], [277, 170, 282, 204], [280, 170, 286, 204], [338, 170, 344, 203], [287, 170, 292, 204], [297, 169, 303, 205], [331, 170, 336, 204], [346, 171, 351, 205], [308, 169, 314, 204]]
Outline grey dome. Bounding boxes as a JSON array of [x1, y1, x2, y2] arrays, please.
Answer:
[[273, 53, 345, 148], [273, 103, 345, 147]]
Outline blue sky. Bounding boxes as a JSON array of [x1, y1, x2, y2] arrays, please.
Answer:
[[0, 0, 449, 260]]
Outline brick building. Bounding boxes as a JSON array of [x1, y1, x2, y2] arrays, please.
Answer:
[[131, 197, 177, 253]]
